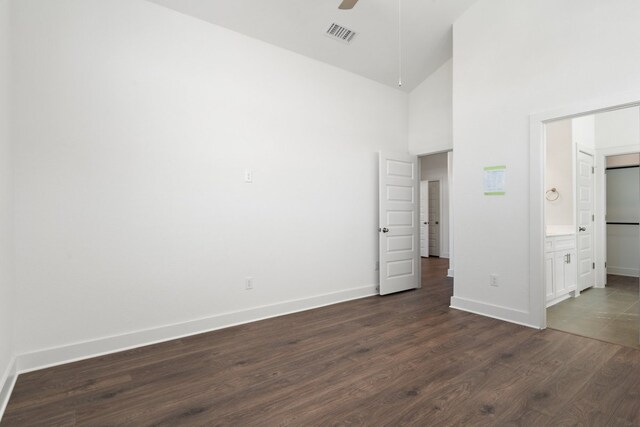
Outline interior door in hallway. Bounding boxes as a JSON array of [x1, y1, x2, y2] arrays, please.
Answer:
[[577, 150, 595, 291], [379, 152, 420, 295], [420, 181, 429, 257], [428, 181, 440, 257]]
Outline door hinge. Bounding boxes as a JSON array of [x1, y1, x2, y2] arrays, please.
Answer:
[[592, 214, 595, 222], [592, 262, 595, 269], [605, 262, 607, 268], [591, 166, 595, 174]]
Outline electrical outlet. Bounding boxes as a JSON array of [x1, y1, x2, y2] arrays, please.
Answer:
[[489, 274, 498, 287], [244, 169, 252, 183], [245, 277, 254, 290]]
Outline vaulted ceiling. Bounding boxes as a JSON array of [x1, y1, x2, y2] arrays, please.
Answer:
[[147, 0, 477, 92]]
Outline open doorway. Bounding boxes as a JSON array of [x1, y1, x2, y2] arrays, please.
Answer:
[[605, 153, 640, 278], [420, 180, 441, 257], [419, 152, 452, 282], [377, 150, 453, 295], [542, 107, 639, 348]]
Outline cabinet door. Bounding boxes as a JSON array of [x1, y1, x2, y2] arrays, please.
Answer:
[[564, 249, 577, 291], [545, 252, 555, 301], [554, 252, 568, 296]]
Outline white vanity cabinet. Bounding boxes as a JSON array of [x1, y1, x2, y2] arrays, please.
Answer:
[[545, 234, 577, 307]]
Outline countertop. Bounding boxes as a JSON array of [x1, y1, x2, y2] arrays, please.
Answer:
[[546, 225, 575, 237]]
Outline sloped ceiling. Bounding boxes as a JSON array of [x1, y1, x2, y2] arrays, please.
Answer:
[[147, 0, 477, 92]]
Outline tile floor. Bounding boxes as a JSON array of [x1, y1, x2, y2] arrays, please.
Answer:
[[547, 274, 639, 348]]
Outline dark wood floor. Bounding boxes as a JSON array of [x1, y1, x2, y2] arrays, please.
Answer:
[[3, 258, 639, 426]]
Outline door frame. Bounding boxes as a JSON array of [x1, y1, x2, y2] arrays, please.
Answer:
[[415, 149, 453, 276], [530, 93, 640, 329]]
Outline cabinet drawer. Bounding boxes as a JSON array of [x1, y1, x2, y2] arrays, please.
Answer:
[[554, 236, 575, 251], [545, 235, 575, 253], [545, 240, 554, 252]]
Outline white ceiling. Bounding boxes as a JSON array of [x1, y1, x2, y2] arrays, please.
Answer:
[[146, 0, 477, 92]]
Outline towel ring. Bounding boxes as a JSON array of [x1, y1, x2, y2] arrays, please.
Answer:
[[545, 188, 559, 201]]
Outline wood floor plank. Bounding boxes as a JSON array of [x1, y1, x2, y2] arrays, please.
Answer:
[[526, 336, 619, 417], [149, 307, 485, 425], [553, 346, 639, 426], [600, 347, 640, 426], [2, 257, 638, 426], [287, 322, 537, 427]]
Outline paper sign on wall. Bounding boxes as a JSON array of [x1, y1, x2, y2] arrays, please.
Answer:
[[484, 165, 506, 195]]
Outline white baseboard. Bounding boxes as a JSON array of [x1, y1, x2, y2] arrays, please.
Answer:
[[545, 293, 571, 308], [16, 285, 377, 374], [450, 296, 540, 329], [0, 357, 17, 421], [447, 269, 454, 278], [607, 266, 640, 278]]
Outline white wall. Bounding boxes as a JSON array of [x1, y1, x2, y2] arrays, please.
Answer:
[[451, 0, 640, 326], [447, 151, 454, 277], [572, 115, 595, 149], [0, 0, 16, 410], [595, 107, 640, 149], [409, 59, 452, 155], [606, 153, 640, 168], [545, 119, 573, 228], [11, 0, 407, 359], [420, 153, 450, 258]]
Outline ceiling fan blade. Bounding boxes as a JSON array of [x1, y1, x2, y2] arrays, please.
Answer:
[[338, 0, 359, 10]]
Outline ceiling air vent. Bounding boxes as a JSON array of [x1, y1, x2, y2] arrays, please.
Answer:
[[325, 23, 357, 44]]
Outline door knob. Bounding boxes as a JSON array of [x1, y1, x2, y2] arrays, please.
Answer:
[[382, 227, 389, 233], [579, 227, 586, 232], [435, 221, 439, 225], [423, 222, 428, 225]]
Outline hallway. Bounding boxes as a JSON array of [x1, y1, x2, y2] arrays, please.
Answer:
[[420, 256, 452, 295]]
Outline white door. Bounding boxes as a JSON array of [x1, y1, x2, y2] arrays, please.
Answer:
[[420, 181, 429, 257], [379, 152, 420, 295], [428, 181, 440, 257], [577, 150, 595, 291]]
